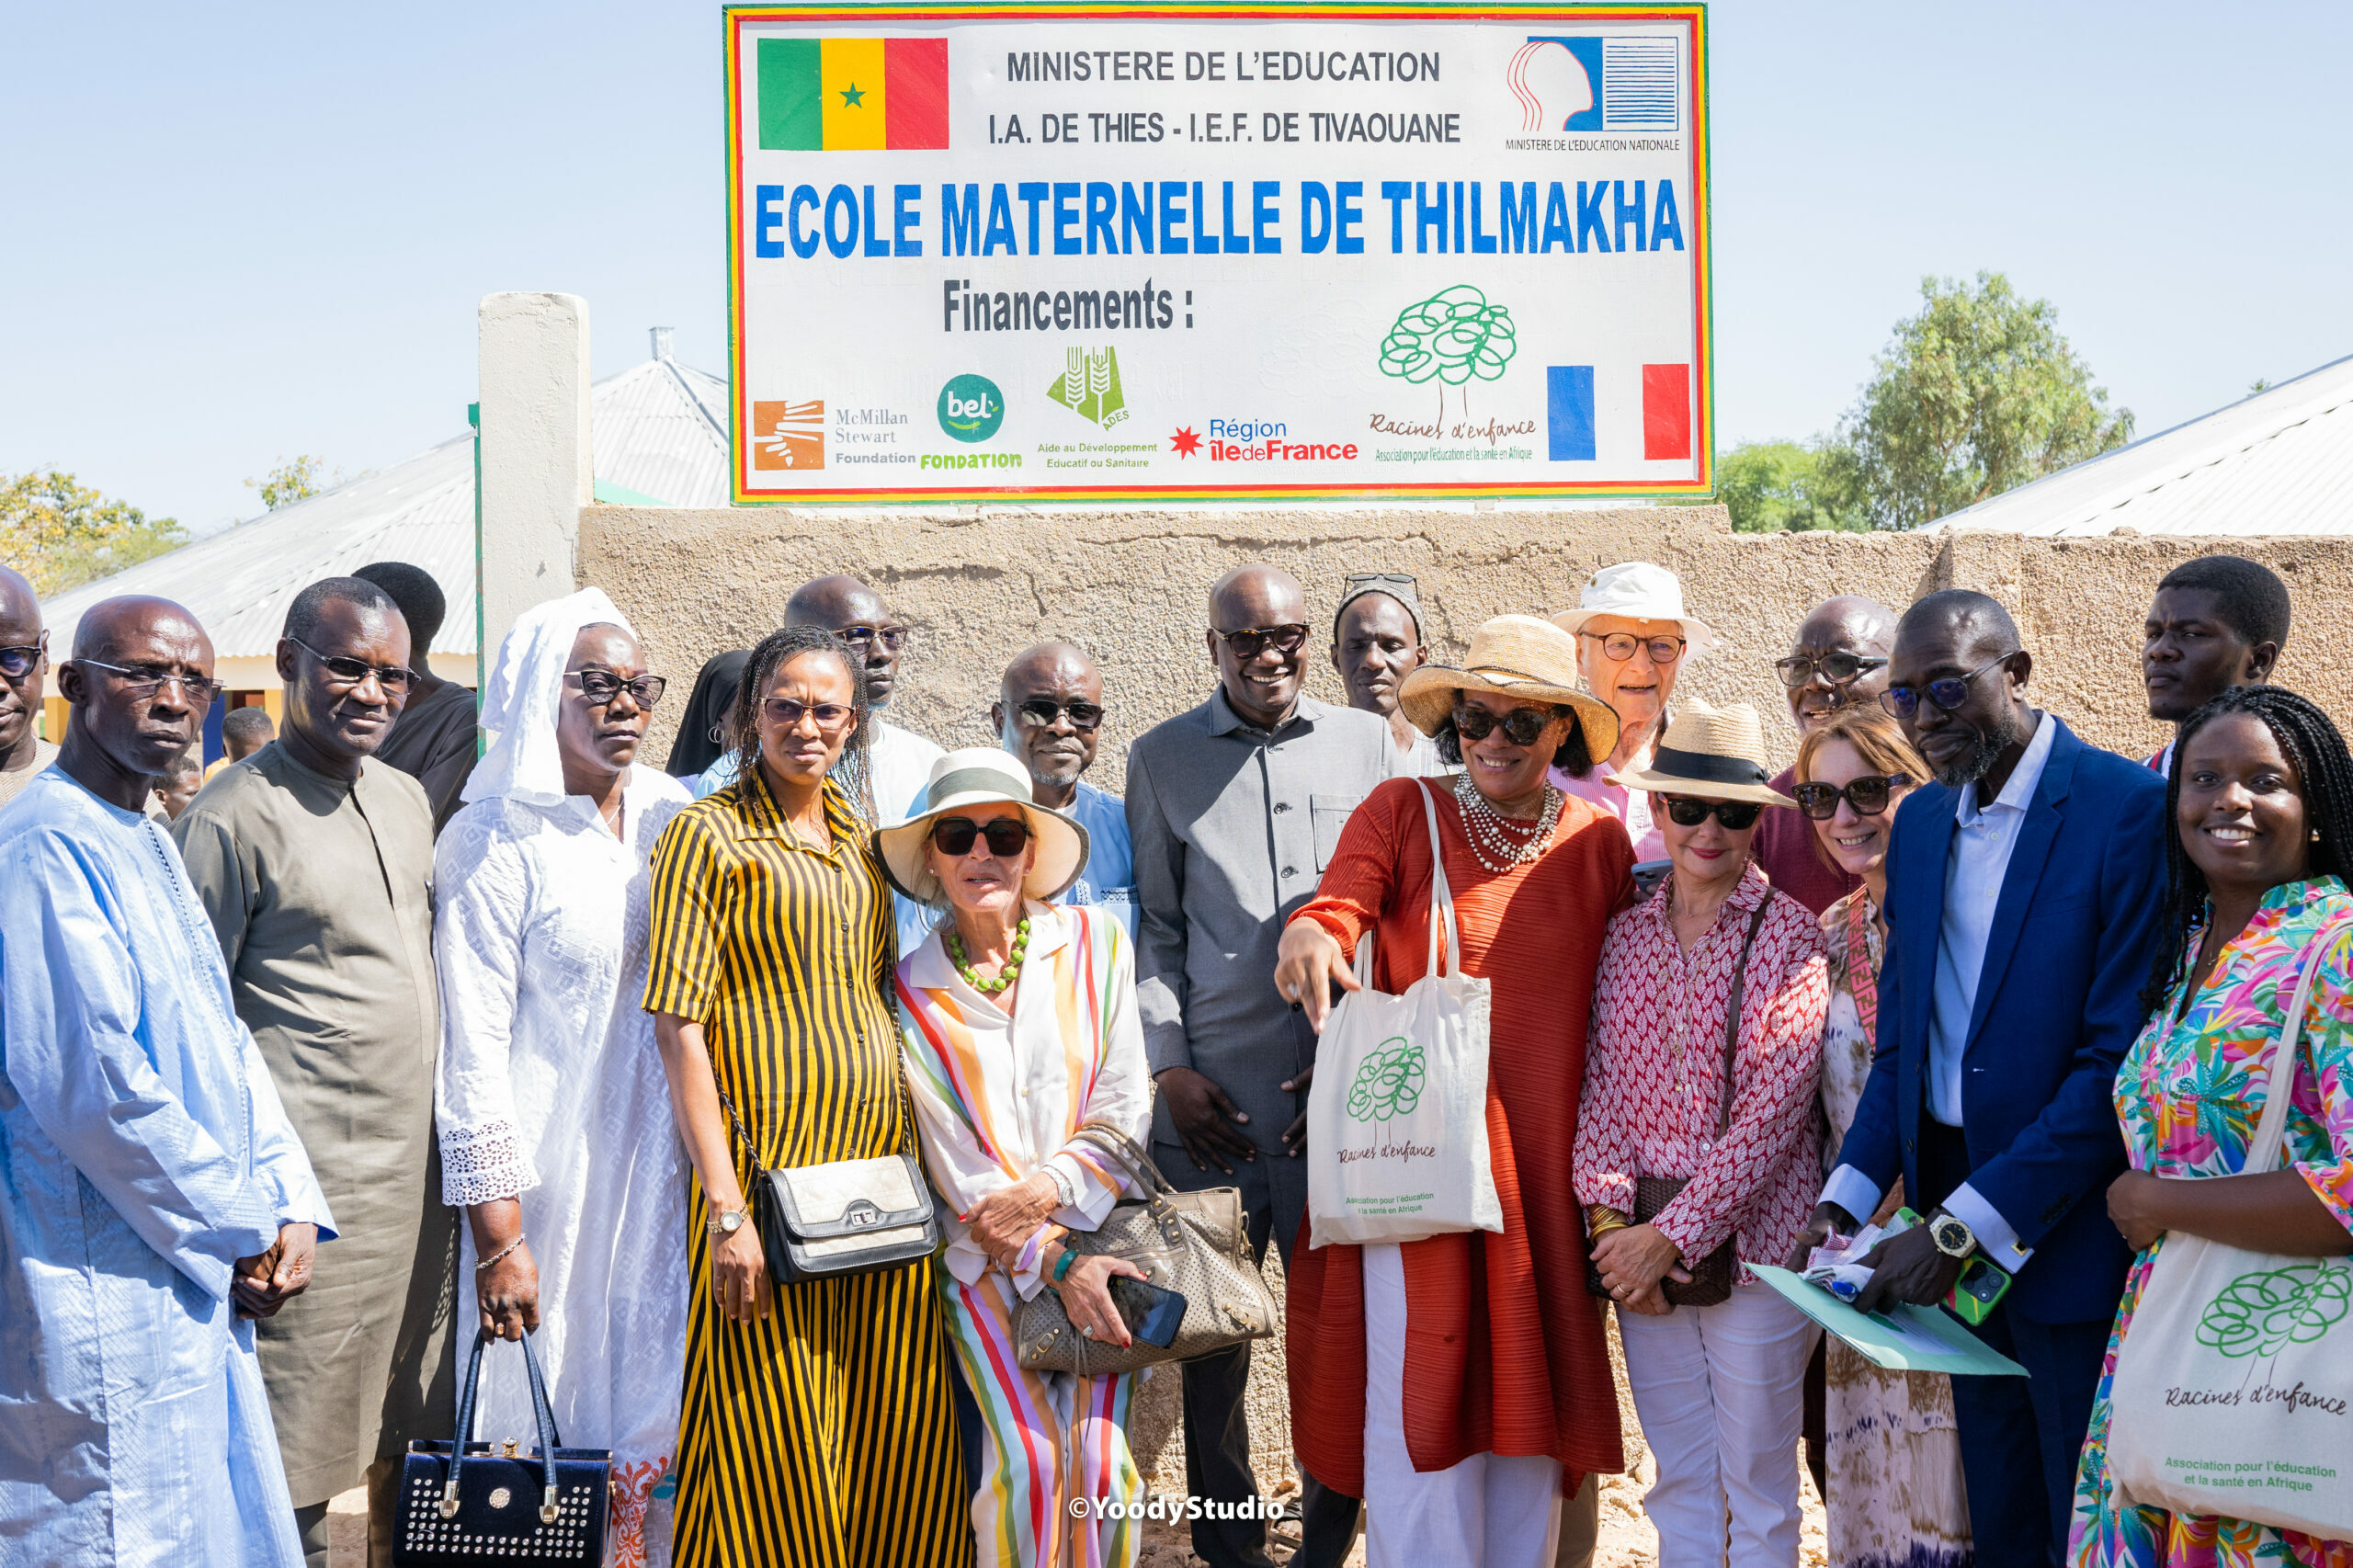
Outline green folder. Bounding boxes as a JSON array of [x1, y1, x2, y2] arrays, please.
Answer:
[[1748, 1266, 2029, 1378]]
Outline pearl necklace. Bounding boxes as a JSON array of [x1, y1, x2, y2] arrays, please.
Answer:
[[948, 917, 1029, 994], [1453, 771, 1562, 873]]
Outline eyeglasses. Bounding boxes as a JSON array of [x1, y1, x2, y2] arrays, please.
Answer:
[[930, 815, 1032, 858], [1879, 654, 2017, 720], [1016, 698, 1106, 732], [0, 637, 45, 682], [568, 668, 667, 708], [1212, 624, 1310, 659], [1791, 775, 1912, 821], [1774, 652, 1887, 688], [1342, 571, 1418, 597], [1660, 796, 1764, 831], [289, 638, 414, 695], [838, 625, 908, 652], [73, 658, 224, 706], [1452, 703, 1554, 747], [1584, 632, 1685, 665], [763, 698, 856, 732]]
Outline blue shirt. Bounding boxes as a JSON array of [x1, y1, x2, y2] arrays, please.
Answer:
[[1062, 778, 1136, 939]]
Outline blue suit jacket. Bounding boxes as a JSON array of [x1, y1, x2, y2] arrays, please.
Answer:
[[1841, 717, 2167, 1323]]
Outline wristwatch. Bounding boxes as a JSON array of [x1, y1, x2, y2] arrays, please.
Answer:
[[1928, 1210, 1977, 1259], [709, 1205, 751, 1238]]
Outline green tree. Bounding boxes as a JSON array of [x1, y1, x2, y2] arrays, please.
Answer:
[[247, 454, 334, 510], [0, 469, 188, 597], [1717, 439, 1859, 533], [1822, 271, 2133, 531]]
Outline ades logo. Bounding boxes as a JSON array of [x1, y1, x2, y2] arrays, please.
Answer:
[[937, 374, 1004, 443], [1506, 34, 1677, 133], [1047, 347, 1128, 429]]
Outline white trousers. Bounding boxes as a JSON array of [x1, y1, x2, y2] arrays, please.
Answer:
[[1362, 1242, 1563, 1568], [1616, 1283, 1820, 1568]]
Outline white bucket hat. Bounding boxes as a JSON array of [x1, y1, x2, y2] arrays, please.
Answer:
[[876, 747, 1090, 905], [1550, 561, 1722, 658]]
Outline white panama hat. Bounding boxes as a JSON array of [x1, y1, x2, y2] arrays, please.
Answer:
[[876, 747, 1091, 905], [1549, 561, 1722, 658]]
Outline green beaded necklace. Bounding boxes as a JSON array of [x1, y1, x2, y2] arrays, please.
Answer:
[[947, 916, 1030, 994]]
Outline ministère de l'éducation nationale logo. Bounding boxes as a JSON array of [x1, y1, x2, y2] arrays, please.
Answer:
[[937, 374, 1004, 443]]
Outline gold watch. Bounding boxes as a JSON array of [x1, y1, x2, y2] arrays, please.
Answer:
[[709, 1205, 751, 1238]]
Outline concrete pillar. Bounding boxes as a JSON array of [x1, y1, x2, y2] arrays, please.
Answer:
[[477, 291, 592, 670]]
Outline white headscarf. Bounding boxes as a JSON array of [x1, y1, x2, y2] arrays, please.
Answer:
[[462, 587, 636, 808]]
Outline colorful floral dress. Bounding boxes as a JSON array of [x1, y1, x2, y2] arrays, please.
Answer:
[[2068, 877, 2353, 1568], [1817, 890, 1972, 1568]]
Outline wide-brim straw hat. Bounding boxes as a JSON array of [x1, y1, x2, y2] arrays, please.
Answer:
[[1396, 615, 1621, 758], [1549, 560, 1722, 658], [877, 747, 1090, 904], [1606, 698, 1796, 807]]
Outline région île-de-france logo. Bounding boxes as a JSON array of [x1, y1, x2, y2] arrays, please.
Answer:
[[1506, 35, 1678, 133], [756, 38, 949, 150], [750, 400, 824, 470], [1047, 347, 1128, 429], [1170, 426, 1202, 458], [937, 374, 1004, 443]]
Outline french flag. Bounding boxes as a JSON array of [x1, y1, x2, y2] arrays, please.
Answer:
[[1546, 363, 1691, 462]]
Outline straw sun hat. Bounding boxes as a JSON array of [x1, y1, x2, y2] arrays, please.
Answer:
[[1548, 560, 1722, 658], [876, 748, 1091, 905], [1396, 615, 1621, 758], [1605, 699, 1797, 808]]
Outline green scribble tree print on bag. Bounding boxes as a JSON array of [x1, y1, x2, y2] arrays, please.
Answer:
[[2195, 1260, 2353, 1358], [1345, 1037, 1427, 1124]]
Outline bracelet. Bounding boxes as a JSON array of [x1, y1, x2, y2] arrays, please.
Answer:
[[1043, 1164, 1079, 1210], [1051, 1245, 1079, 1284], [475, 1234, 525, 1273], [1586, 1205, 1631, 1242]]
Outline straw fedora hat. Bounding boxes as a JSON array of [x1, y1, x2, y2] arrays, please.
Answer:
[[1549, 561, 1722, 658], [1606, 699, 1796, 807], [1396, 615, 1621, 757], [876, 748, 1091, 905]]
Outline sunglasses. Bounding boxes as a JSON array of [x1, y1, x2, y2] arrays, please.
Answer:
[[1212, 624, 1310, 659], [1584, 632, 1685, 665], [930, 815, 1032, 858], [290, 638, 414, 695], [1660, 796, 1764, 831], [1774, 652, 1887, 688], [1452, 703, 1555, 747], [0, 638, 46, 682], [74, 658, 224, 707], [763, 698, 856, 732], [1016, 698, 1106, 732], [1878, 653, 2017, 720], [569, 668, 667, 708], [1791, 774, 1912, 821], [838, 624, 909, 652]]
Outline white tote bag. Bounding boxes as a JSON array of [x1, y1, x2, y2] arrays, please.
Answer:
[[2106, 920, 2353, 1538], [1306, 779, 1503, 1247]]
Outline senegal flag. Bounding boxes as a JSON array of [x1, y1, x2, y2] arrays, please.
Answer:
[[757, 37, 949, 151]]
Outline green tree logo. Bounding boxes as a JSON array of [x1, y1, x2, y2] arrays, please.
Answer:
[[1378, 285, 1517, 427], [1345, 1038, 1427, 1124], [2197, 1262, 2353, 1359]]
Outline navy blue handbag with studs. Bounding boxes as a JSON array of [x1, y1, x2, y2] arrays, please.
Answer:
[[393, 1327, 610, 1565]]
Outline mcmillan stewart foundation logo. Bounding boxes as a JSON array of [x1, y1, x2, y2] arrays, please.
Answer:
[[750, 399, 824, 469]]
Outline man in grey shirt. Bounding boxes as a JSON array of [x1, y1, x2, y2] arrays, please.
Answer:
[[1126, 563, 1394, 1568]]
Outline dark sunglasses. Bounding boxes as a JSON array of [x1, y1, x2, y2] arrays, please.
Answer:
[[763, 698, 856, 731], [569, 668, 667, 708], [74, 658, 224, 707], [0, 638, 46, 681], [838, 624, 908, 652], [1774, 652, 1887, 688], [1878, 653, 2017, 720], [931, 816, 1032, 858], [1791, 774, 1911, 821], [1661, 796, 1764, 831], [1585, 631, 1685, 665], [1016, 698, 1106, 732], [1452, 703, 1554, 747], [1213, 624, 1309, 659], [289, 638, 414, 695]]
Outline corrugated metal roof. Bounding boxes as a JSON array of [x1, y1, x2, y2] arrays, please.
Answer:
[[41, 351, 733, 659], [1920, 351, 2353, 537]]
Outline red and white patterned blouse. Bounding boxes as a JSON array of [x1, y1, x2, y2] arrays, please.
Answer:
[[1575, 866, 1830, 1278]]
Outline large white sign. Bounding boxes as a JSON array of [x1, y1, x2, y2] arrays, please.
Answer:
[[726, 4, 1711, 503]]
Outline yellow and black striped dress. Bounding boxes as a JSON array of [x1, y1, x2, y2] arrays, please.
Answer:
[[643, 773, 971, 1568]]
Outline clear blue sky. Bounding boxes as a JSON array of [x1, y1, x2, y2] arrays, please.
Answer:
[[6, 2, 2347, 533]]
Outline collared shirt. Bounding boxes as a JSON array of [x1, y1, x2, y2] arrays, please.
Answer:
[[1062, 777, 1136, 938], [1821, 710, 2056, 1271], [1125, 687, 1400, 1151], [1552, 764, 1665, 862]]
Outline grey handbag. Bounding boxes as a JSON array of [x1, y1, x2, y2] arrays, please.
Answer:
[[1011, 1122, 1279, 1378]]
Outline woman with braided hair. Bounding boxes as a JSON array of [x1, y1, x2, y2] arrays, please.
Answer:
[[2068, 686, 2353, 1566]]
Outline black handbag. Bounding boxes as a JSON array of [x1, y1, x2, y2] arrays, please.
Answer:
[[393, 1328, 610, 1565], [715, 1086, 939, 1283]]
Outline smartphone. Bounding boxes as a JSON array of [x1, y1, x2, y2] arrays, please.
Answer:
[[1947, 1256, 2012, 1324], [1110, 1275, 1188, 1348], [1631, 859, 1673, 900]]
